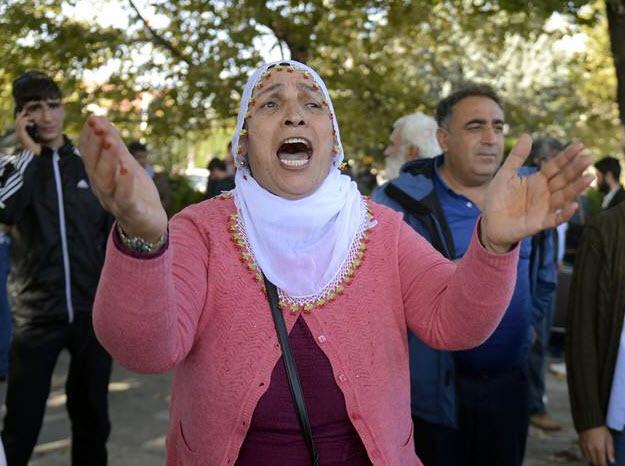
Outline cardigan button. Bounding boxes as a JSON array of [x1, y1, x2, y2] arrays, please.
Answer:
[[338, 374, 347, 383], [350, 412, 360, 420], [318, 335, 327, 343]]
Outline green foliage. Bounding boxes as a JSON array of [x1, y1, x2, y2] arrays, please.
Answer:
[[585, 186, 604, 216], [0, 0, 621, 168], [167, 174, 205, 216]]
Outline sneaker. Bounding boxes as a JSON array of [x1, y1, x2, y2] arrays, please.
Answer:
[[530, 413, 562, 431], [549, 361, 567, 378]]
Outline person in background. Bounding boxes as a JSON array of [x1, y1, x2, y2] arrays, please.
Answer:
[[374, 85, 561, 466], [205, 151, 235, 199], [355, 156, 378, 195], [0, 70, 113, 466], [526, 137, 561, 432], [560, 189, 590, 267], [127, 141, 173, 216], [594, 156, 625, 210], [567, 201, 625, 466], [383, 112, 441, 181], [224, 148, 236, 177]]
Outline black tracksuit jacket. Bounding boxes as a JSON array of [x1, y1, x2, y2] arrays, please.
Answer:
[[0, 137, 112, 325]]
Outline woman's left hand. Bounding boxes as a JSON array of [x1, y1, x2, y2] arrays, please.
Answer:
[[480, 134, 593, 253]]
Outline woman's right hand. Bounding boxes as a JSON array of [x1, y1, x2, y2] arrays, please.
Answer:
[[79, 116, 168, 242]]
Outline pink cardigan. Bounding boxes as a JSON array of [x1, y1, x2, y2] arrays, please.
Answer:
[[93, 197, 519, 466]]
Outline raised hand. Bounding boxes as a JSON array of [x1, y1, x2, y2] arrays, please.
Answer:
[[480, 134, 593, 253], [79, 116, 167, 242], [15, 109, 42, 155]]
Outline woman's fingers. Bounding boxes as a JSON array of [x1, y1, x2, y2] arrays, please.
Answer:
[[79, 115, 167, 241], [502, 133, 533, 173], [546, 150, 593, 193], [548, 173, 594, 211], [540, 141, 585, 180], [79, 116, 105, 175], [80, 116, 130, 210], [546, 202, 578, 229], [91, 120, 122, 180]]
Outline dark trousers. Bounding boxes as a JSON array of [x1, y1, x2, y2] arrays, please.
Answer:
[[413, 368, 529, 466], [0, 236, 11, 377], [1, 317, 112, 466], [456, 368, 529, 466], [413, 416, 460, 466]]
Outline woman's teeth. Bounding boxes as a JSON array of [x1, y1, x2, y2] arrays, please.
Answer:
[[277, 137, 312, 168], [280, 158, 309, 167]]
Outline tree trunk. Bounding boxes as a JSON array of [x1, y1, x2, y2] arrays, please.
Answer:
[[606, 0, 625, 152]]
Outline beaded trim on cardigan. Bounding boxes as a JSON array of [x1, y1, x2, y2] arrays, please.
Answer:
[[222, 191, 375, 314]]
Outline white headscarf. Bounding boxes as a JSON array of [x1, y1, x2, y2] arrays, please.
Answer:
[[232, 60, 366, 299]]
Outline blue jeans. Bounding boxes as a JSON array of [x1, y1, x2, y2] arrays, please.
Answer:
[[0, 235, 11, 377]]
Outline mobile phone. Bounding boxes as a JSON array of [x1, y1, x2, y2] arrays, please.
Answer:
[[26, 124, 40, 143]]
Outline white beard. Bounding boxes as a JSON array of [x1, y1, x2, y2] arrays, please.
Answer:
[[384, 157, 405, 182]]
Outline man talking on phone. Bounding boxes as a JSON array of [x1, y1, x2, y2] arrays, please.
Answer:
[[0, 71, 113, 466]]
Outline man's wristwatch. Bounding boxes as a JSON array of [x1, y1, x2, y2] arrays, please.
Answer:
[[116, 223, 168, 254]]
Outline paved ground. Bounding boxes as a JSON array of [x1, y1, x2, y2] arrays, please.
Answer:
[[0, 353, 585, 465], [525, 363, 585, 466]]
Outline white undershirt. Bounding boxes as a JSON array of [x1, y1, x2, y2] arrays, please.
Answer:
[[556, 222, 567, 264], [0, 435, 6, 466], [602, 186, 620, 209], [607, 316, 625, 431]]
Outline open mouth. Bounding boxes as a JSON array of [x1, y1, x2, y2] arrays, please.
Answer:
[[276, 137, 312, 168]]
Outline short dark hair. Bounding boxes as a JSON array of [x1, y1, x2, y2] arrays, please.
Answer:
[[594, 156, 621, 180], [127, 141, 147, 155], [208, 158, 227, 172], [530, 137, 564, 165], [435, 84, 504, 127], [12, 70, 62, 116]]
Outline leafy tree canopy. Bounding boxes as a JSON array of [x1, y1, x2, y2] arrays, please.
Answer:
[[1, 0, 621, 168]]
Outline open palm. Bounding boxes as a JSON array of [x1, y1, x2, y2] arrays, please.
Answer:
[[79, 116, 167, 242], [481, 135, 593, 251]]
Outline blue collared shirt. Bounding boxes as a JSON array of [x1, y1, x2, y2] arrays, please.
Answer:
[[433, 159, 532, 375]]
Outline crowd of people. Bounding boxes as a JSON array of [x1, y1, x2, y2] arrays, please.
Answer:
[[0, 60, 621, 466]]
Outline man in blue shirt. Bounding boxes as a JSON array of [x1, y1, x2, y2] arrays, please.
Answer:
[[374, 84, 556, 466]]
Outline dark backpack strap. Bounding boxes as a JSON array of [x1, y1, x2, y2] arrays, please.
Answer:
[[263, 274, 319, 466], [384, 183, 456, 259]]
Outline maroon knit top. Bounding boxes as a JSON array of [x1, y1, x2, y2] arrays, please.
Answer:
[[235, 318, 372, 465]]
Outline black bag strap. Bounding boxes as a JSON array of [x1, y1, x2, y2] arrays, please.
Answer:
[[263, 274, 320, 466]]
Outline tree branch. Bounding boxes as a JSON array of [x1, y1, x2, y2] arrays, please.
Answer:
[[252, 3, 311, 63], [127, 0, 195, 67], [606, 0, 625, 132]]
